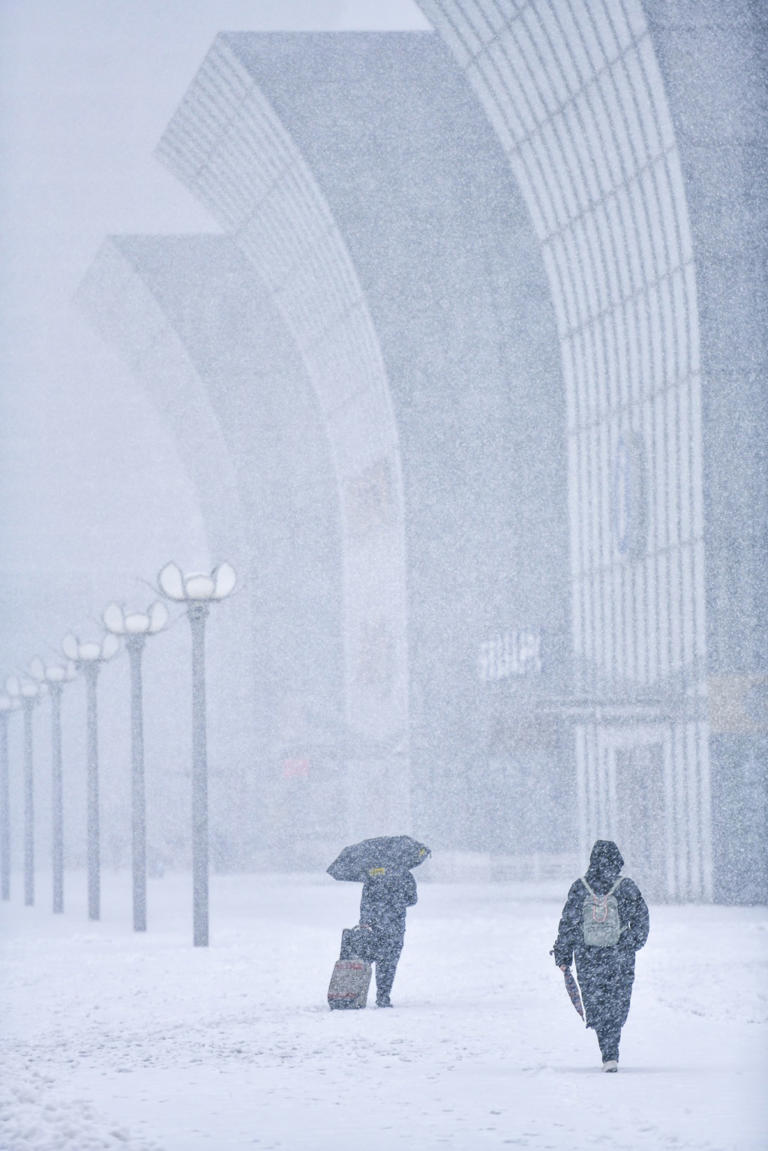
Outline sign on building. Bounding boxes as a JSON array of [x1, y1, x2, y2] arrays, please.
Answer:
[[478, 630, 542, 681]]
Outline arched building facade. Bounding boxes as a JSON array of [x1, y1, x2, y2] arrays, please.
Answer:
[[416, 0, 768, 902], [419, 0, 710, 901], [80, 30, 568, 867], [79, 6, 768, 900]]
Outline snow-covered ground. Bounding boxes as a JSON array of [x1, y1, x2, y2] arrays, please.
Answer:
[[2, 870, 766, 1151]]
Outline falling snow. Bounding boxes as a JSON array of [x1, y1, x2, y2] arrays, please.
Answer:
[[1, 2, 766, 1149]]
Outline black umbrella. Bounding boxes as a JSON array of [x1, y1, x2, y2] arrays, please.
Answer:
[[327, 835, 431, 882]]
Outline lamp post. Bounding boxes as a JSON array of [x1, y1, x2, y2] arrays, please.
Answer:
[[29, 658, 76, 913], [62, 632, 119, 921], [0, 693, 21, 901], [103, 600, 168, 932], [6, 676, 43, 906], [157, 562, 236, 947]]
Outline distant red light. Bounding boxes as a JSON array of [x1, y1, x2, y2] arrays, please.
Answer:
[[282, 757, 310, 779]]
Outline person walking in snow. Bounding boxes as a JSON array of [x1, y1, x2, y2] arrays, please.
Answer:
[[552, 839, 649, 1071], [359, 867, 417, 1007]]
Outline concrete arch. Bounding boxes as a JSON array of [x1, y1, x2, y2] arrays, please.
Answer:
[[156, 34, 411, 837], [78, 233, 348, 860], [76, 238, 248, 577], [76, 237, 263, 857], [418, 0, 710, 896]]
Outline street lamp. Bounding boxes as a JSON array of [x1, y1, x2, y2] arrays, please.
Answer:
[[29, 658, 76, 914], [156, 561, 236, 947], [0, 693, 21, 901], [62, 631, 119, 921], [103, 599, 168, 932], [6, 675, 44, 906]]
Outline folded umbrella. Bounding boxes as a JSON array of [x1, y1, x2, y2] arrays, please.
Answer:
[[327, 835, 431, 882], [562, 965, 585, 1022]]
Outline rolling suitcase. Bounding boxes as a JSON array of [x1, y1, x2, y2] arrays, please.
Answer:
[[327, 924, 375, 1009]]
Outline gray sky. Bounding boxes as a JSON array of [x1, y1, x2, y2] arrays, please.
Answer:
[[0, 0, 429, 662]]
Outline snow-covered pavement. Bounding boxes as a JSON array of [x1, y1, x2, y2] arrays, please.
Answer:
[[2, 871, 766, 1150]]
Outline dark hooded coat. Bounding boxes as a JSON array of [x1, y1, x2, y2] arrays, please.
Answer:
[[360, 869, 417, 940], [553, 841, 649, 1036]]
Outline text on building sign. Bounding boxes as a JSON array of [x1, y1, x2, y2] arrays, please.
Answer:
[[478, 630, 542, 681]]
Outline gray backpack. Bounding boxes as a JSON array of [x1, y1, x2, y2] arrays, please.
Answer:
[[581, 876, 625, 947]]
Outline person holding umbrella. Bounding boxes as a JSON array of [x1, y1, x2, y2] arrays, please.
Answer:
[[552, 840, 649, 1072], [327, 836, 429, 1008], [360, 865, 418, 1007]]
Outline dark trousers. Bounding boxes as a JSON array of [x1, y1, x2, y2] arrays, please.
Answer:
[[373, 927, 404, 999], [596, 1023, 621, 1062]]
